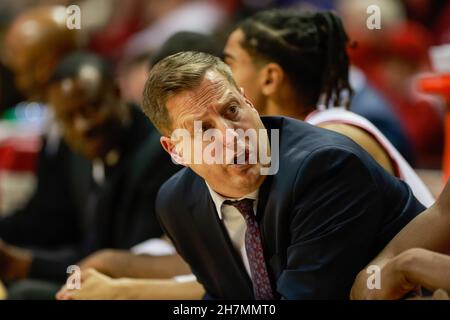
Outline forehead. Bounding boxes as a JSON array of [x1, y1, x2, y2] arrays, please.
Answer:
[[5, 19, 45, 62], [166, 69, 238, 118], [225, 29, 251, 61], [51, 75, 110, 111], [4, 36, 38, 68], [54, 66, 105, 97]]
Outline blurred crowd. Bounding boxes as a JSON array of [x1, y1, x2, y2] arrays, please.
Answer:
[[0, 0, 449, 300], [1, 0, 449, 167]]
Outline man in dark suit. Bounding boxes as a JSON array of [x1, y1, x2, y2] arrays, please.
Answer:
[[140, 51, 425, 299], [0, 52, 179, 298]]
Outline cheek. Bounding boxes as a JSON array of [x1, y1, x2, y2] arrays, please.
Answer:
[[241, 72, 262, 103], [231, 64, 253, 87], [65, 126, 83, 142], [190, 163, 226, 181], [16, 73, 32, 91]]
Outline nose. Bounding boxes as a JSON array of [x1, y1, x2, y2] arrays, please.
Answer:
[[73, 115, 91, 133], [214, 118, 237, 149]]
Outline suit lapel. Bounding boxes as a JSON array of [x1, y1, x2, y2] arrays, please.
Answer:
[[189, 177, 254, 298]]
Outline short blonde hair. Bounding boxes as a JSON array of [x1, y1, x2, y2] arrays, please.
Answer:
[[142, 51, 238, 135]]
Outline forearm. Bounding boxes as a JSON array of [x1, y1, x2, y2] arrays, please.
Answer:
[[113, 278, 205, 300], [350, 257, 392, 300], [373, 201, 450, 263], [117, 253, 192, 279], [87, 250, 192, 279]]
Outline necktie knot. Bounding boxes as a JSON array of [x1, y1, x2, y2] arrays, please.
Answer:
[[224, 198, 255, 220]]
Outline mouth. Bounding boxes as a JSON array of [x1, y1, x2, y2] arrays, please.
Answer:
[[228, 149, 252, 168]]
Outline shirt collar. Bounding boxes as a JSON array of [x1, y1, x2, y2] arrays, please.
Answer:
[[206, 182, 258, 220]]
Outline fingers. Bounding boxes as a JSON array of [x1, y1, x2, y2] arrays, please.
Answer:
[[57, 268, 113, 300], [57, 268, 96, 300], [56, 285, 73, 300], [80, 268, 96, 282], [433, 288, 450, 300]]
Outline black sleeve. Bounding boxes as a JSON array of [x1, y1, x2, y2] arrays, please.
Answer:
[[276, 146, 424, 299], [0, 141, 80, 247], [119, 170, 168, 247], [112, 139, 180, 249], [28, 246, 82, 282]]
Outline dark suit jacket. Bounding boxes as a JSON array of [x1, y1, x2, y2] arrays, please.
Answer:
[[0, 106, 179, 281], [156, 116, 425, 300]]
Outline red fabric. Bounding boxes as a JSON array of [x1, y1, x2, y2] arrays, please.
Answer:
[[443, 113, 450, 181], [0, 137, 40, 172], [434, 1, 450, 44]]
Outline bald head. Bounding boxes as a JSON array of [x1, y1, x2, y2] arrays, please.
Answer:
[[4, 6, 79, 101]]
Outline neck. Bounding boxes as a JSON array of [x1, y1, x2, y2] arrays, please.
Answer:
[[265, 98, 313, 120], [210, 175, 266, 199]]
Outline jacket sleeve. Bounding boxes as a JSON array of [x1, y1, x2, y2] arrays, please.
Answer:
[[28, 246, 83, 282], [113, 139, 180, 249], [0, 140, 79, 247], [276, 146, 424, 299]]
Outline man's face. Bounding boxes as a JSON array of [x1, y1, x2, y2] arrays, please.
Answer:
[[224, 29, 267, 114], [49, 75, 126, 160], [164, 69, 267, 198]]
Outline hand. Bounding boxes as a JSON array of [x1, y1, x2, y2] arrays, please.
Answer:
[[373, 252, 419, 300], [351, 254, 417, 300], [56, 268, 120, 300], [78, 249, 129, 278], [0, 239, 32, 280]]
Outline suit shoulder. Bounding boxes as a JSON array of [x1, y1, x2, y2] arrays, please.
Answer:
[[271, 116, 368, 170]]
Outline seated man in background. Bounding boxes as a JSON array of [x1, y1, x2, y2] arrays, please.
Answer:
[[1, 5, 80, 298], [56, 31, 223, 300], [0, 52, 180, 299], [0, 5, 79, 221]]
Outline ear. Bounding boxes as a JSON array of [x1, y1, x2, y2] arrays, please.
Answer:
[[160, 136, 187, 166], [260, 63, 284, 97]]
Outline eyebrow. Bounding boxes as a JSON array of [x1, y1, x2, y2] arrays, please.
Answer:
[[221, 96, 239, 108], [179, 94, 239, 129]]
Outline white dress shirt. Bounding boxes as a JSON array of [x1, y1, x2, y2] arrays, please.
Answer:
[[206, 183, 259, 278]]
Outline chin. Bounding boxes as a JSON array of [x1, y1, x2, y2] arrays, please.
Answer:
[[80, 144, 103, 160], [229, 163, 260, 176], [227, 164, 262, 189]]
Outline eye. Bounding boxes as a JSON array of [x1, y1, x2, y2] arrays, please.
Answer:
[[226, 104, 239, 118]]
